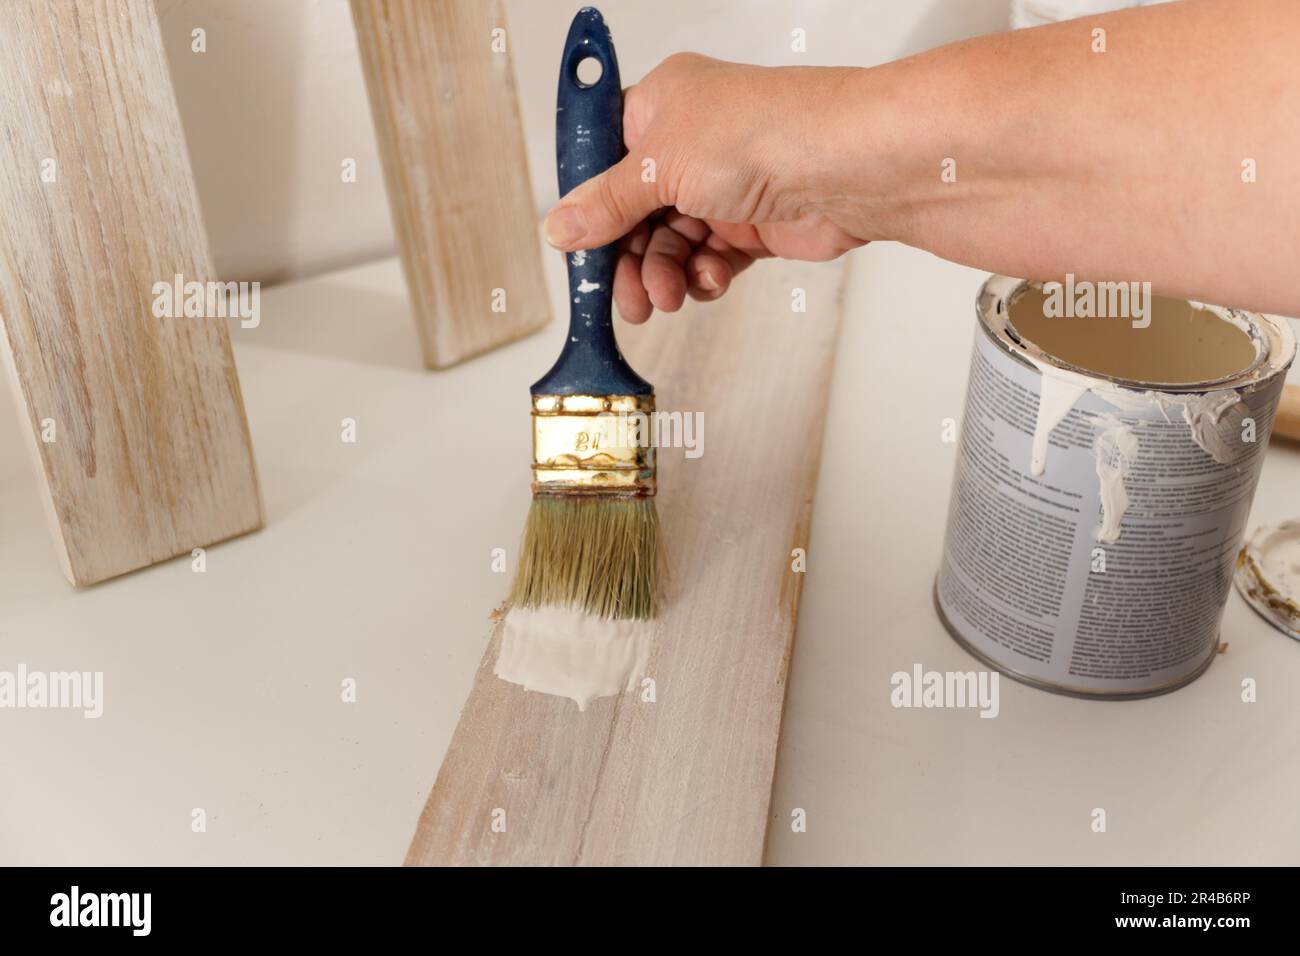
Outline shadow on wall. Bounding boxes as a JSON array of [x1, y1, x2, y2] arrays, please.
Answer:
[[506, 0, 1015, 217], [232, 269, 425, 373], [156, 0, 393, 286], [152, 0, 1012, 287], [899, 0, 1014, 58]]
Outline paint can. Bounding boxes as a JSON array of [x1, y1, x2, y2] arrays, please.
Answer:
[[935, 275, 1296, 698]]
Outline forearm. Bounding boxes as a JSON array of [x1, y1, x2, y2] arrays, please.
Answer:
[[827, 0, 1300, 315]]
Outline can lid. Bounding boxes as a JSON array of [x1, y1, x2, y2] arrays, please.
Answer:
[[1235, 520, 1300, 640]]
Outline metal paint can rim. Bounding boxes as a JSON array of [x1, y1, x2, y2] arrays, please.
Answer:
[[974, 275, 1296, 394]]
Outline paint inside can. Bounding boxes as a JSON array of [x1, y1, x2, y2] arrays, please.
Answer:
[[1007, 286, 1259, 384], [935, 276, 1296, 699]]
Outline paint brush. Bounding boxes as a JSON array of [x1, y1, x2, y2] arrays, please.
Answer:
[[508, 7, 659, 621]]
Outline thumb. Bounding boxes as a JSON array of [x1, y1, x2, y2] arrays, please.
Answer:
[[543, 151, 663, 251]]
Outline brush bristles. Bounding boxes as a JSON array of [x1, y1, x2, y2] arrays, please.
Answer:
[[510, 496, 659, 620]]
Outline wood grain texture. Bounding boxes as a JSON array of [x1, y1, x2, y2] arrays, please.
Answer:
[[0, 0, 263, 586], [350, 0, 550, 369], [406, 259, 846, 866], [1274, 384, 1300, 444]]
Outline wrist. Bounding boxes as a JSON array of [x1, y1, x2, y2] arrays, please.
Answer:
[[812, 64, 921, 244]]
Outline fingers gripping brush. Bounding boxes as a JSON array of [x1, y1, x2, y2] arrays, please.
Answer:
[[508, 7, 659, 621]]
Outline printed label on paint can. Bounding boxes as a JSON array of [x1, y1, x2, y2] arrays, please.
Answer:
[[935, 276, 1295, 698]]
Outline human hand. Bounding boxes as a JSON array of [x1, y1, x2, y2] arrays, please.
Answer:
[[541, 54, 872, 323]]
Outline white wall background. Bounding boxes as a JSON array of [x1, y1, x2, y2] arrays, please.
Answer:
[[157, 0, 1015, 285]]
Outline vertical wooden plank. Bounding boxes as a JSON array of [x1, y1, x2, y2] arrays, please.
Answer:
[[351, 0, 551, 368], [1274, 384, 1300, 443], [0, 0, 263, 586], [404, 259, 846, 866]]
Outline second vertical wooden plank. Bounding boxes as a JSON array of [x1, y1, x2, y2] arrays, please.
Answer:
[[0, 0, 264, 586], [351, 0, 551, 368]]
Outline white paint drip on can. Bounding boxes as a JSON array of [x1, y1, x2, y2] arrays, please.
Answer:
[[1091, 415, 1137, 544], [1030, 370, 1090, 476], [1028, 375, 1252, 544], [936, 275, 1295, 698], [1178, 390, 1249, 464]]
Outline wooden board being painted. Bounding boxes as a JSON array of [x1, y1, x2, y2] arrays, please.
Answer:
[[0, 0, 263, 585], [350, 0, 551, 368], [406, 258, 846, 866]]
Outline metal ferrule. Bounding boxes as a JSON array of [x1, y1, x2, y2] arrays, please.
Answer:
[[531, 393, 657, 497]]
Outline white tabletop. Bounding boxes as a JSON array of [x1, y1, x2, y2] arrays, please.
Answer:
[[2, 241, 1296, 865], [768, 242, 1300, 866]]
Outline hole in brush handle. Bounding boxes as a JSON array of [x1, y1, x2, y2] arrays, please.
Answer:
[[572, 54, 604, 88], [557, 8, 624, 200]]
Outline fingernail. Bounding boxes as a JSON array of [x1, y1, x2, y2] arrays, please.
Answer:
[[698, 270, 720, 292], [544, 206, 586, 247]]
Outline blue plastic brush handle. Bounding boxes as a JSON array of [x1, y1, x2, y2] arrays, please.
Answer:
[[531, 6, 652, 397]]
